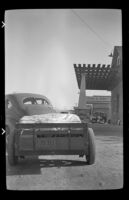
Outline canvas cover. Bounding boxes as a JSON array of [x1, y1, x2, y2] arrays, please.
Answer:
[[19, 113, 81, 124]]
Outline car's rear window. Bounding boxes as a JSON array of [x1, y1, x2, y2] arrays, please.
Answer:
[[35, 98, 49, 105], [23, 97, 35, 104], [23, 97, 49, 105]]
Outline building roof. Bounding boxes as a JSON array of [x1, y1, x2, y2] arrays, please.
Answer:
[[74, 46, 122, 91]]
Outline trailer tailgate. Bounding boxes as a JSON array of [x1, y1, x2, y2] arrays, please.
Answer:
[[14, 123, 88, 155]]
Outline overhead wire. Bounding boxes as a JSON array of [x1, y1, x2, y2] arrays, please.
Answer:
[[71, 9, 113, 49]]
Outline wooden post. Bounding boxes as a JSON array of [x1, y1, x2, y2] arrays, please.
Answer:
[[78, 73, 86, 109]]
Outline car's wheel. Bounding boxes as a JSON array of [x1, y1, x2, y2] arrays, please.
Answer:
[[6, 126, 18, 166], [86, 128, 96, 165]]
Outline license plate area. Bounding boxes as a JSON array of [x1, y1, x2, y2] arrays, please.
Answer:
[[36, 132, 69, 150], [36, 137, 56, 150]]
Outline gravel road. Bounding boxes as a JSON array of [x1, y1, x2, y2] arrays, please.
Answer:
[[6, 125, 123, 190]]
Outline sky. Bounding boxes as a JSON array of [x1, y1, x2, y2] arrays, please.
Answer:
[[5, 9, 122, 109]]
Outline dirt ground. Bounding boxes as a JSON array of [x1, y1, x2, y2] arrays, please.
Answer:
[[6, 124, 123, 190]]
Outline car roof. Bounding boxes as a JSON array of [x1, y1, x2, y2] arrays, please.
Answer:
[[6, 92, 49, 98], [5, 93, 52, 105]]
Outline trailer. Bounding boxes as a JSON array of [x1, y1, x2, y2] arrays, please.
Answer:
[[5, 93, 96, 166]]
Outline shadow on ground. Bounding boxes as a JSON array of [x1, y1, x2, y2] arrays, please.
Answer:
[[6, 156, 87, 176], [89, 124, 123, 136]]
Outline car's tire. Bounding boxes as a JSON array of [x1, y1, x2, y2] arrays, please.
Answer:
[[6, 126, 18, 166], [86, 128, 96, 165]]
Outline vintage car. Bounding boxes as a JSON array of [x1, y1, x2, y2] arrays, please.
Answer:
[[5, 93, 96, 166]]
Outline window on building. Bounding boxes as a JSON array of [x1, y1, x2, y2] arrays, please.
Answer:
[[116, 94, 119, 113], [117, 56, 121, 66]]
